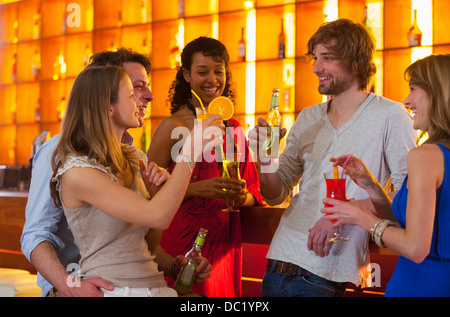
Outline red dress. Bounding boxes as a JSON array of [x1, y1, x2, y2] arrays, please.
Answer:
[[160, 118, 263, 297]]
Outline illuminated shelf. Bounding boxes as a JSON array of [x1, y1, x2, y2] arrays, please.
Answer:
[[0, 0, 449, 165]]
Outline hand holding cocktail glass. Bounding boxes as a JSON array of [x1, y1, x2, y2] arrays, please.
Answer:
[[221, 152, 243, 212], [322, 154, 387, 232], [191, 91, 246, 211], [323, 164, 349, 242]]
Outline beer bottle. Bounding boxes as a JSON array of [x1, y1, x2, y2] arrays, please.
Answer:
[[174, 228, 208, 295], [262, 89, 281, 158]]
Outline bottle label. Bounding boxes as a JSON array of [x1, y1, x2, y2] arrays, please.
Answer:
[[194, 235, 205, 248], [238, 44, 245, 58], [278, 42, 285, 59], [262, 125, 281, 158], [408, 34, 422, 47], [178, 262, 196, 287]]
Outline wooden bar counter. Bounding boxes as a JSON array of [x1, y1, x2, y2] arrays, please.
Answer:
[[240, 205, 399, 296], [0, 191, 35, 274], [0, 192, 398, 296]]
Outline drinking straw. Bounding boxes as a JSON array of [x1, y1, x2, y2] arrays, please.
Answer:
[[191, 90, 205, 111], [191, 89, 226, 163], [341, 153, 353, 178], [333, 166, 339, 179]]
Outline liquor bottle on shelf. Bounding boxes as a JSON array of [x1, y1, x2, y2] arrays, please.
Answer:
[[173, 228, 208, 295], [408, 9, 422, 47], [169, 41, 181, 69], [362, 6, 372, 33], [9, 146, 16, 166], [141, 0, 148, 23], [363, 7, 375, 95], [117, 7, 122, 27], [57, 97, 66, 122], [13, 20, 18, 43], [32, 49, 41, 81], [86, 2, 94, 31], [53, 51, 67, 80], [11, 103, 17, 124], [35, 99, 41, 123], [33, 7, 41, 39], [238, 27, 246, 62], [12, 53, 17, 83], [283, 87, 290, 112], [262, 88, 282, 158], [278, 19, 286, 59], [83, 44, 93, 67], [62, 11, 67, 35], [108, 42, 118, 52], [179, 0, 184, 18]]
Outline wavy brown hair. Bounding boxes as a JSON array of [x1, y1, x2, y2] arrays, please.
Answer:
[[404, 54, 450, 146], [306, 18, 376, 91]]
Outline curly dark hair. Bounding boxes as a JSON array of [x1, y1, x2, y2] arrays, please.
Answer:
[[168, 37, 236, 115]]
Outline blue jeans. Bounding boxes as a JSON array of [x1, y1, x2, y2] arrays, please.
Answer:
[[261, 260, 347, 297]]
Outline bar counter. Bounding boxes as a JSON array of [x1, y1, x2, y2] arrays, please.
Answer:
[[240, 204, 398, 255]]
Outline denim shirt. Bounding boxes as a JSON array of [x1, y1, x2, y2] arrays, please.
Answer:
[[20, 135, 80, 296]]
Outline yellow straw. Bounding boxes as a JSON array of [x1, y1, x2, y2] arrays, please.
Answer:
[[191, 90, 225, 163], [334, 166, 338, 179], [191, 90, 205, 111]]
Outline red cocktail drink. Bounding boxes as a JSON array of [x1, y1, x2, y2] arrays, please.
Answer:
[[324, 167, 349, 242], [325, 178, 347, 224]]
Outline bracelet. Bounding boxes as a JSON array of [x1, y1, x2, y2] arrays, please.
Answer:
[[370, 219, 398, 248], [370, 220, 383, 242], [170, 260, 178, 280], [176, 154, 195, 172]]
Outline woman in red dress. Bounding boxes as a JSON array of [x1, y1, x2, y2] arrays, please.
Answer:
[[147, 37, 263, 296]]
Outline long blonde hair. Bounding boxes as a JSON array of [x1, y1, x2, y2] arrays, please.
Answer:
[[50, 65, 139, 208], [404, 54, 450, 146]]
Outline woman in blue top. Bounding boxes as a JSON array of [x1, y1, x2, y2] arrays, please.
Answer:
[[321, 54, 450, 296]]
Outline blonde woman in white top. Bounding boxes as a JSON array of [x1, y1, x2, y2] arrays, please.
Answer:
[[50, 65, 223, 296]]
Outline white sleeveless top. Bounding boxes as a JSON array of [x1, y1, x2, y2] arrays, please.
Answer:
[[52, 150, 167, 288]]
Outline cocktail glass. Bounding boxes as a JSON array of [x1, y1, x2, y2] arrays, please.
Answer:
[[324, 167, 349, 242], [221, 153, 241, 212]]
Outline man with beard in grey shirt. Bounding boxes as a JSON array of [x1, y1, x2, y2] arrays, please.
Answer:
[[249, 19, 417, 297]]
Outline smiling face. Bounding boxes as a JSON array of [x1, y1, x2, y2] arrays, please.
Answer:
[[312, 43, 356, 96], [110, 75, 142, 133], [404, 83, 429, 131], [182, 52, 226, 106], [122, 62, 153, 126]]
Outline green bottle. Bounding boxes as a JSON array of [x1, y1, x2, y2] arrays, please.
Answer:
[[262, 88, 282, 157], [174, 228, 208, 295]]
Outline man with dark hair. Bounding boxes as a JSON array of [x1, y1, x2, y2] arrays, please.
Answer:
[[249, 19, 417, 297], [88, 48, 153, 128], [21, 48, 210, 297]]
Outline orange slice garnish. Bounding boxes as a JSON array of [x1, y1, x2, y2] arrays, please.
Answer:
[[208, 96, 234, 121]]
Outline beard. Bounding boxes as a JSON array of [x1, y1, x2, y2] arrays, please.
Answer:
[[318, 75, 353, 96]]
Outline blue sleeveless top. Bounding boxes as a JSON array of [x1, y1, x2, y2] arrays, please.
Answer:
[[385, 144, 450, 297]]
